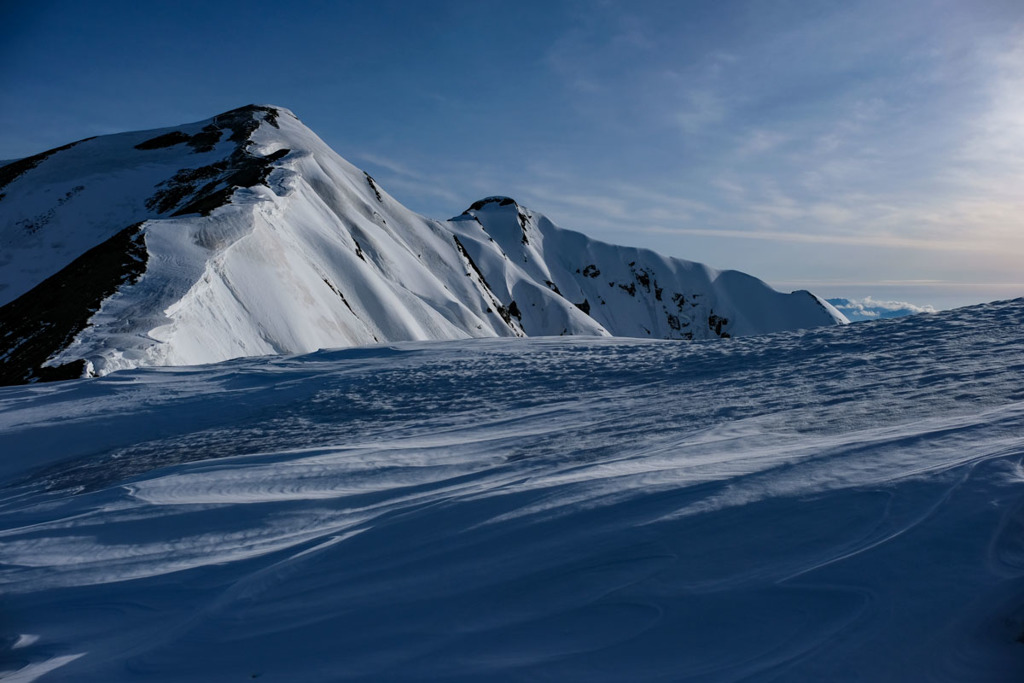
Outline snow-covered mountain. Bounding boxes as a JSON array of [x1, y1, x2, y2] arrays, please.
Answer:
[[1, 298, 1022, 681], [0, 105, 844, 385]]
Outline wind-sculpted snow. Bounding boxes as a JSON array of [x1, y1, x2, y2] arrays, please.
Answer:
[[1, 299, 1023, 681]]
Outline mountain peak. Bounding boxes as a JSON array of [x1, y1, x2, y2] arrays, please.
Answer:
[[212, 104, 301, 132], [131, 105, 285, 155], [462, 196, 520, 215], [0, 108, 844, 385]]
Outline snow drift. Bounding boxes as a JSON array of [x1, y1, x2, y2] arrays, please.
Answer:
[[0, 298, 1022, 681]]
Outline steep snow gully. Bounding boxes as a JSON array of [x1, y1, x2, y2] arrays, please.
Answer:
[[1, 298, 1023, 681]]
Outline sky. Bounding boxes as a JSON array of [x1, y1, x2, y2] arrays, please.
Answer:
[[2, 0, 1022, 310]]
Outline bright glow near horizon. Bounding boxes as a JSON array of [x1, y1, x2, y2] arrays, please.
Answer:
[[1, 0, 1021, 310]]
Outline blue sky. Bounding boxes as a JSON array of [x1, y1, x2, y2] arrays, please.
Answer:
[[2, 0, 1022, 309]]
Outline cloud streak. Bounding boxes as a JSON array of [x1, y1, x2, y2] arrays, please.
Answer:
[[636, 226, 995, 253]]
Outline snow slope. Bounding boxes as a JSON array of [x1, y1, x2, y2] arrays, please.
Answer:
[[1, 298, 1022, 681], [0, 105, 843, 383]]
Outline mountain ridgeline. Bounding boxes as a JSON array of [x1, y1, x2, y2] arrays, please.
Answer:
[[0, 105, 845, 385]]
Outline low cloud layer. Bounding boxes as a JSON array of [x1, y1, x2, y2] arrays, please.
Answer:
[[828, 297, 937, 322]]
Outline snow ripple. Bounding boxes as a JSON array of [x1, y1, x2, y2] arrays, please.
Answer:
[[1, 299, 1023, 680]]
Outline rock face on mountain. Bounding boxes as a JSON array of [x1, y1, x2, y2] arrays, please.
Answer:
[[0, 105, 845, 385]]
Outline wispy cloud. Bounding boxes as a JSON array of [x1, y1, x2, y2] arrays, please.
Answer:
[[355, 152, 422, 179], [636, 226, 993, 253], [354, 152, 465, 206], [347, 2, 1024, 301], [673, 90, 728, 136], [375, 176, 464, 205], [736, 129, 789, 156]]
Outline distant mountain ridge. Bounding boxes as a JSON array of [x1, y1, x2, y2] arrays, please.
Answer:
[[0, 105, 845, 385]]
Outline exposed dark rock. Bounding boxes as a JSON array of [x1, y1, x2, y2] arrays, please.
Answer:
[[453, 234, 523, 333], [667, 313, 681, 331], [365, 172, 383, 202], [619, 282, 637, 296], [453, 235, 494, 293], [0, 223, 148, 386], [463, 196, 517, 214], [574, 299, 591, 315], [187, 125, 223, 153], [634, 269, 651, 292], [215, 105, 281, 143], [321, 277, 356, 315], [136, 127, 222, 153], [135, 131, 192, 150], [147, 162, 228, 214], [803, 290, 836, 318], [582, 264, 600, 278], [517, 210, 531, 245], [544, 280, 561, 295], [708, 313, 730, 337], [149, 147, 290, 218]]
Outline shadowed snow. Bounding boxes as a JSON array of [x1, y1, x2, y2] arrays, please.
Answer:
[[0, 299, 1022, 681]]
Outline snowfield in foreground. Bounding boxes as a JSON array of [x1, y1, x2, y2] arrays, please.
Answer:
[[1, 299, 1023, 681]]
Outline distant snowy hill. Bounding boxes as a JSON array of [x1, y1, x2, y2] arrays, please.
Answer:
[[1, 298, 1022, 681], [0, 105, 844, 385]]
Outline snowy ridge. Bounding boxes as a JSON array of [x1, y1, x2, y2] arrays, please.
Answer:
[[0, 298, 1022, 681], [0, 105, 844, 383]]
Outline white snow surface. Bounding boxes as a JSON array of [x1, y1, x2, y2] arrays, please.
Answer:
[[1, 298, 1023, 681], [0, 106, 843, 376]]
